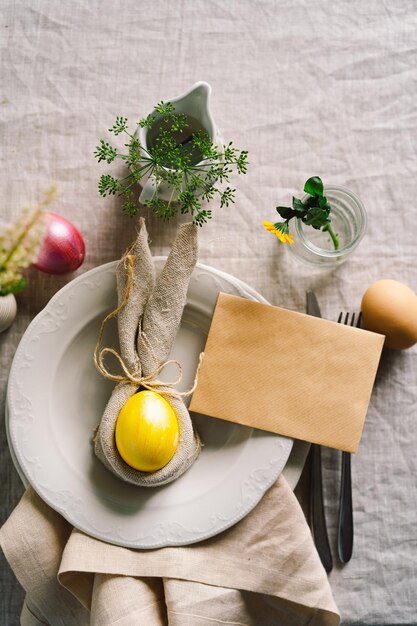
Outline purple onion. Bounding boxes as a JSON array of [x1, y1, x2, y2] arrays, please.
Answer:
[[34, 212, 85, 274]]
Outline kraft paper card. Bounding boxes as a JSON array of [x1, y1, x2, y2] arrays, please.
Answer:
[[189, 293, 385, 453]]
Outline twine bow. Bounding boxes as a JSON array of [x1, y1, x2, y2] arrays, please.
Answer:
[[93, 253, 203, 399]]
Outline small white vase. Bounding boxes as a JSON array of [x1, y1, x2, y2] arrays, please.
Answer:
[[136, 81, 222, 204], [0, 293, 17, 332]]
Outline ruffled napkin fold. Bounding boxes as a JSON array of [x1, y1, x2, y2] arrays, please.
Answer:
[[0, 476, 340, 626]]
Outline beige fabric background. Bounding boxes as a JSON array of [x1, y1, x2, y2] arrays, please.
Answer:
[[1, 0, 416, 623]]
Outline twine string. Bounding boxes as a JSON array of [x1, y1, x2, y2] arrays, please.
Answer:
[[93, 252, 204, 399]]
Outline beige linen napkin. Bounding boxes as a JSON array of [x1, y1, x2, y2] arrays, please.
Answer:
[[0, 477, 340, 626]]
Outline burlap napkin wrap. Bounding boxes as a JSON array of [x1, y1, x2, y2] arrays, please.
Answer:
[[93, 219, 202, 486]]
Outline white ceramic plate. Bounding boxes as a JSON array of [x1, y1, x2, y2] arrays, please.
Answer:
[[7, 259, 304, 549]]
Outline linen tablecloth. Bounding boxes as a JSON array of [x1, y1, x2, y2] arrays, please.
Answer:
[[1, 1, 417, 624]]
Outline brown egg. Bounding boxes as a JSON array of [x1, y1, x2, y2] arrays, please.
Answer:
[[361, 279, 417, 350]]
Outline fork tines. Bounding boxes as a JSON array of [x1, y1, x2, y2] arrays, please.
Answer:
[[337, 311, 362, 328]]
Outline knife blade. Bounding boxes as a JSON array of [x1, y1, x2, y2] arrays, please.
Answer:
[[306, 290, 333, 574], [306, 290, 322, 319]]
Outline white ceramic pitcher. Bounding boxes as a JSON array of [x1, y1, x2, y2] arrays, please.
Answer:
[[137, 81, 222, 204]]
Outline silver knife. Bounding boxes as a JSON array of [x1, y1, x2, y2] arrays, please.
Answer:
[[306, 290, 333, 574]]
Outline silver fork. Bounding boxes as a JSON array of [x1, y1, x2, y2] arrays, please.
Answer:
[[336, 311, 361, 563]]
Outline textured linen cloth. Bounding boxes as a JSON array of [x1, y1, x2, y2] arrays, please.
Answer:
[[0, 478, 340, 625], [1, 1, 417, 624]]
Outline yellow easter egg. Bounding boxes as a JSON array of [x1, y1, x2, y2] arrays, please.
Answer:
[[115, 390, 179, 472]]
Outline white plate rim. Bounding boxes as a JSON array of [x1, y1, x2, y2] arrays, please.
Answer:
[[7, 259, 300, 548]]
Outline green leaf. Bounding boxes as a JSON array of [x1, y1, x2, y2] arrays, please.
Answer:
[[139, 114, 155, 129], [304, 195, 318, 208], [321, 201, 331, 215], [304, 176, 323, 197], [292, 197, 306, 214], [193, 208, 212, 226], [192, 131, 218, 160], [122, 200, 139, 216], [267, 175, 338, 250], [220, 187, 235, 208], [98, 174, 120, 196], [201, 184, 216, 203], [223, 142, 237, 162], [303, 205, 329, 229], [177, 190, 199, 213], [154, 101, 176, 116], [108, 117, 128, 136], [276, 205, 297, 220], [94, 140, 117, 164], [146, 195, 173, 219], [236, 150, 249, 175], [170, 113, 188, 133]]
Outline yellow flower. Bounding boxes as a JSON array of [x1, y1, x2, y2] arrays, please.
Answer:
[[262, 221, 294, 244]]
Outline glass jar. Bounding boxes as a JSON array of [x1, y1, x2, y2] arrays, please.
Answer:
[[287, 185, 367, 268]]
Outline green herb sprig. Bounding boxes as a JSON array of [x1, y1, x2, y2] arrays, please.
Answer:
[[95, 103, 248, 226], [265, 176, 339, 249]]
